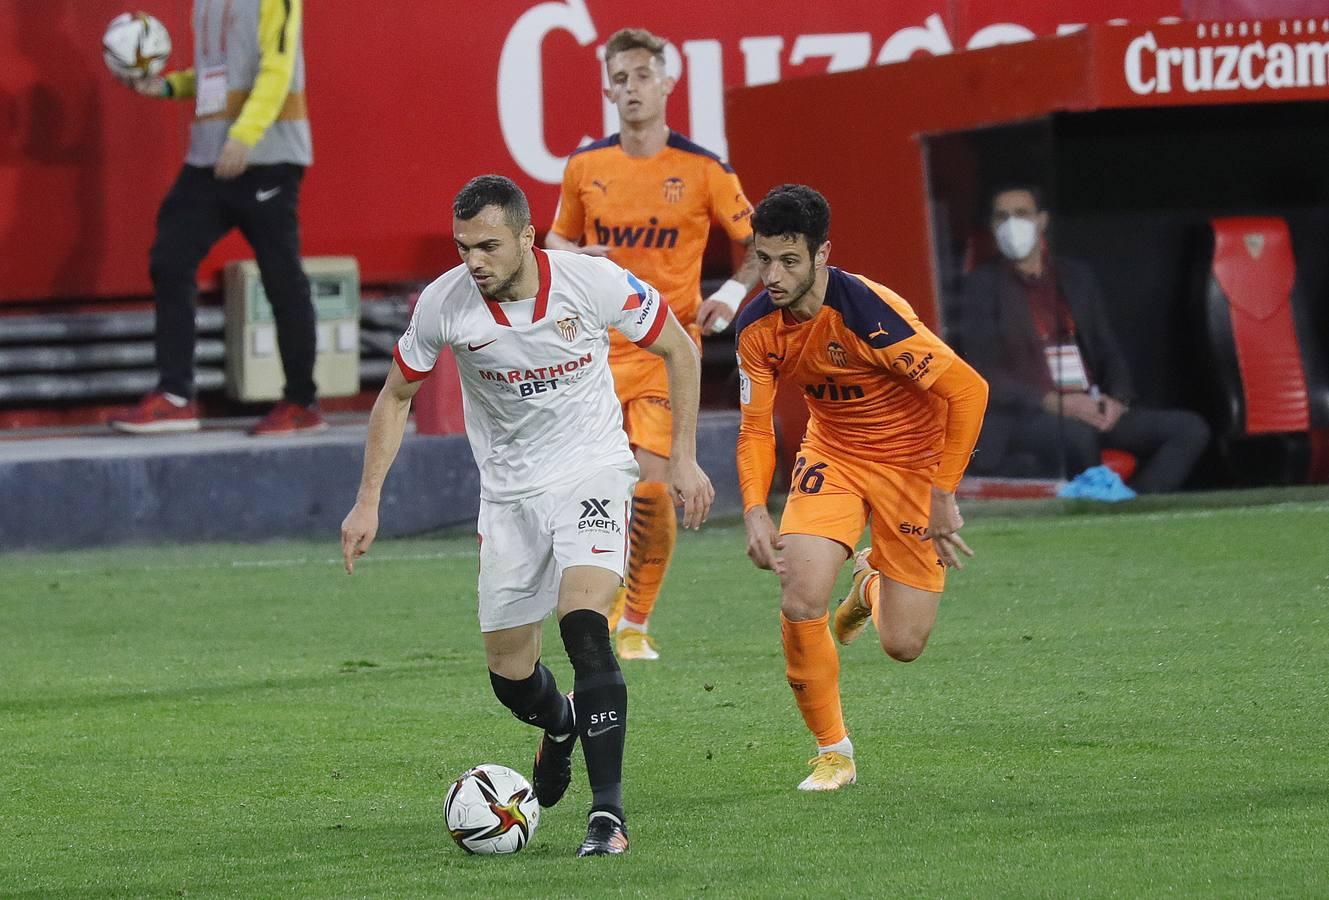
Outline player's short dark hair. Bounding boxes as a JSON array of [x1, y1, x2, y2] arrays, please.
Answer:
[[453, 175, 531, 233], [752, 184, 831, 256], [604, 28, 667, 67], [988, 182, 1045, 214]]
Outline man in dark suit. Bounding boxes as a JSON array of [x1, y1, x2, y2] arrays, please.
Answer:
[[960, 184, 1209, 493]]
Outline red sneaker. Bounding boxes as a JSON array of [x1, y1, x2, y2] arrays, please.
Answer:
[[249, 401, 328, 437], [109, 392, 201, 434]]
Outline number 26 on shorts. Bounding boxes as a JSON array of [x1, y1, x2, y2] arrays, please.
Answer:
[[789, 455, 827, 495]]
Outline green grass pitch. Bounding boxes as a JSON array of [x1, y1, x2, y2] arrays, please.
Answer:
[[3, 491, 1327, 897]]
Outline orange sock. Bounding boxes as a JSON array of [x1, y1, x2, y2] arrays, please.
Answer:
[[864, 570, 881, 620], [780, 613, 847, 747], [623, 481, 676, 627]]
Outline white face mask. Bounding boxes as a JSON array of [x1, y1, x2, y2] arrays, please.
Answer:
[[994, 216, 1039, 261]]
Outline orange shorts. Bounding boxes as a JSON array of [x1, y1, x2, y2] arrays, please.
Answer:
[[779, 442, 945, 593], [610, 324, 701, 460]]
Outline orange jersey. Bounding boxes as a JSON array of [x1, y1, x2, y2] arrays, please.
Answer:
[[551, 131, 753, 360], [736, 267, 987, 511]]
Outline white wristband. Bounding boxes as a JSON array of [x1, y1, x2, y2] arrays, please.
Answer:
[[706, 279, 748, 332], [709, 278, 748, 309]]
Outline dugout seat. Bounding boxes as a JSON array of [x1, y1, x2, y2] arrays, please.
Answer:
[[1196, 217, 1329, 484]]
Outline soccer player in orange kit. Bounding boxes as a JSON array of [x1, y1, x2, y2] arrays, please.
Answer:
[[735, 184, 989, 791], [547, 28, 760, 660]]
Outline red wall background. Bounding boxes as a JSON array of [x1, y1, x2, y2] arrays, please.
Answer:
[[0, 0, 1199, 304]]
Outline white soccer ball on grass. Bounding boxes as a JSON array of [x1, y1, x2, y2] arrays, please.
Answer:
[[444, 763, 540, 855]]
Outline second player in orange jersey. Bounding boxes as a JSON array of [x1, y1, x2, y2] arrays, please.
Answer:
[[547, 27, 760, 661], [736, 184, 989, 791]]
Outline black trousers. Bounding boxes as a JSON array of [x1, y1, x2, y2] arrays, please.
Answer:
[[149, 163, 316, 406], [973, 406, 1211, 493]]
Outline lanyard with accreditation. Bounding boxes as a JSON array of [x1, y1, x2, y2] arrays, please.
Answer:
[[1028, 283, 1091, 394], [196, 0, 234, 118]]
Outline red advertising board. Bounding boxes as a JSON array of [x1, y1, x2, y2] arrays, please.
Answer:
[[0, 0, 1187, 303], [1092, 15, 1329, 106]]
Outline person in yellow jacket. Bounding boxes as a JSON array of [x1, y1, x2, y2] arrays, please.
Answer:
[[111, 0, 323, 436]]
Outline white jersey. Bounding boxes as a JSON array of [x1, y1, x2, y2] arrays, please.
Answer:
[[394, 248, 667, 501]]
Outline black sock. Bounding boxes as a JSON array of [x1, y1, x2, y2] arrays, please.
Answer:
[[489, 662, 573, 736], [560, 609, 627, 820]]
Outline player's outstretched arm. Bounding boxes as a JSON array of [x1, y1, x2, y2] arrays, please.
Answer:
[[644, 309, 714, 529], [697, 237, 759, 335], [544, 231, 611, 257], [341, 365, 423, 573]]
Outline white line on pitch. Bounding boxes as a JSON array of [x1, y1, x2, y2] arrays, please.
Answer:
[[22, 548, 476, 577], [967, 500, 1329, 531]]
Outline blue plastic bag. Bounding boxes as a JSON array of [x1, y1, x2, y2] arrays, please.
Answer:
[[1056, 464, 1137, 502]]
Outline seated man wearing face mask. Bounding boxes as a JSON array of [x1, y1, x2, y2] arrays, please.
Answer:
[[959, 184, 1209, 493]]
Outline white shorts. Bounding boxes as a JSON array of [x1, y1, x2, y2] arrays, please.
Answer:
[[475, 463, 638, 632]]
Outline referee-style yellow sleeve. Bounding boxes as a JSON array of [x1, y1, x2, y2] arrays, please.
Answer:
[[165, 69, 196, 99], [228, 0, 301, 147]]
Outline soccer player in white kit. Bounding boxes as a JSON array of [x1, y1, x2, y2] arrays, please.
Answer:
[[340, 175, 713, 857]]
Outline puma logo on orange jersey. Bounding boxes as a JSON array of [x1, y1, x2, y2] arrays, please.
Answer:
[[867, 322, 890, 341]]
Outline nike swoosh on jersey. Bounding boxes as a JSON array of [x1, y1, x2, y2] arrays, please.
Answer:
[[256, 187, 281, 202], [590, 546, 614, 554], [467, 340, 497, 351], [586, 723, 621, 738]]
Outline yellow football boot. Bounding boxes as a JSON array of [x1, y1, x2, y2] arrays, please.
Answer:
[[615, 626, 660, 661], [833, 549, 876, 646], [797, 751, 857, 791]]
